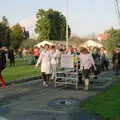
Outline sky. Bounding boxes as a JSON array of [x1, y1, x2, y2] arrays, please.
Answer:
[[0, 0, 119, 37]]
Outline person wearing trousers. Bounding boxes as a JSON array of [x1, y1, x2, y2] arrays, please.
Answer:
[[79, 47, 96, 90], [8, 48, 15, 67], [0, 48, 6, 88], [112, 48, 120, 75], [36, 44, 51, 87], [50, 46, 57, 80]]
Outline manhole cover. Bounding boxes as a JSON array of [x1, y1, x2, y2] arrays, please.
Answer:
[[48, 98, 81, 107], [0, 117, 8, 120]]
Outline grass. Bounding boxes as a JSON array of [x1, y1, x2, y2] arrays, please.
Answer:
[[2, 58, 40, 82], [82, 80, 120, 120]]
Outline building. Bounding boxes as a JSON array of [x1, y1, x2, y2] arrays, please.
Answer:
[[97, 33, 111, 41]]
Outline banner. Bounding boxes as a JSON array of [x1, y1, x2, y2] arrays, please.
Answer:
[[61, 54, 74, 68]]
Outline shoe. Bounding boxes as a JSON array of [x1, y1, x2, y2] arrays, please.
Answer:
[[43, 81, 46, 87], [84, 86, 88, 91], [45, 84, 48, 88], [93, 76, 98, 79], [1, 85, 6, 88]]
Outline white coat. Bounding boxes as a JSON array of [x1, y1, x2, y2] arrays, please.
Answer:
[[36, 50, 51, 74]]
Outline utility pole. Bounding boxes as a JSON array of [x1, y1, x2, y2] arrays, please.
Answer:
[[66, 0, 69, 51], [113, 0, 120, 26]]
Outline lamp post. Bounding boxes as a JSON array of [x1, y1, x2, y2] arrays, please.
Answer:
[[66, 0, 69, 51]]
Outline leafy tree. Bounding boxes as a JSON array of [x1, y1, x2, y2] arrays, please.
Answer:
[[104, 28, 120, 51], [0, 16, 10, 47], [35, 8, 71, 41], [10, 24, 24, 49], [20, 39, 38, 48]]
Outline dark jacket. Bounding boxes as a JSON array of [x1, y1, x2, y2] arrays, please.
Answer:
[[112, 52, 120, 64], [8, 49, 14, 60], [92, 52, 101, 65], [0, 50, 6, 71]]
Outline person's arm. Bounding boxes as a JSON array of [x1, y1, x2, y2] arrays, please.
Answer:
[[112, 53, 115, 64], [90, 54, 96, 70], [36, 53, 42, 67]]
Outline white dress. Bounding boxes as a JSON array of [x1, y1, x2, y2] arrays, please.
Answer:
[[50, 51, 57, 79], [55, 49, 61, 68], [36, 50, 51, 74]]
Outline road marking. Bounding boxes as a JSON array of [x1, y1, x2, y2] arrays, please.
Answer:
[[11, 107, 66, 114], [0, 117, 8, 120]]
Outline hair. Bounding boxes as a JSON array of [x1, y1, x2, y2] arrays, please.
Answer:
[[51, 45, 56, 49], [80, 47, 89, 54], [44, 44, 49, 48], [93, 47, 100, 52]]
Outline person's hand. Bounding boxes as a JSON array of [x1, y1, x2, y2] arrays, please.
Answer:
[[35, 65, 38, 69], [94, 65, 97, 71]]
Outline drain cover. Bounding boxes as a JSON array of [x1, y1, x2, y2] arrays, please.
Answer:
[[0, 117, 8, 120], [48, 98, 80, 107]]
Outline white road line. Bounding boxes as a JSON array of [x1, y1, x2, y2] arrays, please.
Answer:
[[11, 107, 66, 114]]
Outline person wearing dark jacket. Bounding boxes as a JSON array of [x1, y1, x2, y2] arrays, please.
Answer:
[[112, 48, 120, 75], [8, 48, 15, 67], [0, 48, 6, 88], [92, 47, 101, 79]]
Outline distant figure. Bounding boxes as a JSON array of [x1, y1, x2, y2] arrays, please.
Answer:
[[112, 48, 120, 75], [8, 48, 15, 67], [100, 48, 109, 71], [0, 48, 6, 88], [22, 48, 28, 58], [28, 48, 35, 65], [92, 47, 101, 78], [34, 47, 40, 64], [50, 46, 57, 80], [18, 48, 23, 58]]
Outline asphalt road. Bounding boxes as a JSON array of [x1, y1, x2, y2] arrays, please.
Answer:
[[0, 71, 118, 120]]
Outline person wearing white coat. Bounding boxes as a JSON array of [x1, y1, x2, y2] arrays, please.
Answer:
[[36, 44, 51, 87]]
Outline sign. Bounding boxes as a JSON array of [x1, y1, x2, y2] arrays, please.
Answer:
[[61, 54, 73, 68]]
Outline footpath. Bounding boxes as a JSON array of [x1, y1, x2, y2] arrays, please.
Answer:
[[0, 71, 119, 120]]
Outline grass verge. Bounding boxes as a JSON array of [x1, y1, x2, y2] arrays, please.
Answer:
[[2, 58, 40, 82], [82, 79, 120, 120]]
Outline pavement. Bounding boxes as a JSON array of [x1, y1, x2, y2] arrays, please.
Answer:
[[0, 71, 119, 120]]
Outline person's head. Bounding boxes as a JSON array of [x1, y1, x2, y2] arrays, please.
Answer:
[[51, 45, 56, 52], [44, 44, 49, 51], [104, 49, 108, 54], [93, 47, 99, 53], [35, 46, 39, 49], [80, 47, 89, 54], [114, 48, 119, 53]]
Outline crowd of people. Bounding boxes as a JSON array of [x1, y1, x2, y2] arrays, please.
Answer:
[[35, 44, 120, 90], [0, 44, 120, 90]]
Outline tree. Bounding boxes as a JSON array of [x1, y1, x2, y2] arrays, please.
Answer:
[[35, 8, 71, 41], [104, 28, 120, 51], [0, 16, 10, 47], [20, 38, 38, 48], [10, 24, 24, 49]]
